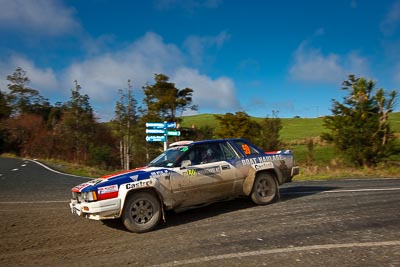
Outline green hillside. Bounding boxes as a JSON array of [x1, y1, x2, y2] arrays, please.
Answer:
[[389, 112, 400, 133], [181, 112, 400, 142]]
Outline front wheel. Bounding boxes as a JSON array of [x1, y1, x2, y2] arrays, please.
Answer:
[[250, 173, 278, 205], [122, 191, 161, 233]]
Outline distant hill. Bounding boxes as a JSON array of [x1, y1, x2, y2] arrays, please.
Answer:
[[181, 112, 400, 142]]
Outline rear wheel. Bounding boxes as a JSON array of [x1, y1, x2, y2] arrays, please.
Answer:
[[122, 191, 161, 233], [250, 173, 278, 205]]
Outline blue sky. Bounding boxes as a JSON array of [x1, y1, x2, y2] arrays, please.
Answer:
[[0, 0, 399, 121]]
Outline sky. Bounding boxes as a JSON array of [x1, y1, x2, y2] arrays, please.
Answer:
[[0, 0, 400, 121]]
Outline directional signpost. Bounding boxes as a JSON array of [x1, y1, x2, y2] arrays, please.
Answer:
[[145, 129, 165, 134], [145, 121, 180, 150], [145, 122, 165, 128], [167, 130, 180, 136], [145, 135, 166, 142]]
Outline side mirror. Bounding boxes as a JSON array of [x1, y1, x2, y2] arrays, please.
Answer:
[[180, 160, 192, 168]]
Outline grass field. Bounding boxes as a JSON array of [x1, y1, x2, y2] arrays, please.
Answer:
[[181, 112, 400, 142], [181, 112, 400, 179]]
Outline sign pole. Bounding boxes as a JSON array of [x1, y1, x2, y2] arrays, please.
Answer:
[[163, 121, 167, 151]]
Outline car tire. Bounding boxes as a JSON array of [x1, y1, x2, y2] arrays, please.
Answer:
[[250, 173, 278, 205], [122, 191, 161, 233]]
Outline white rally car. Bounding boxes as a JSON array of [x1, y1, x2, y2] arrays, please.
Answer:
[[70, 138, 299, 233]]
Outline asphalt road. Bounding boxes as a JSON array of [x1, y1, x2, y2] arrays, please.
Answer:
[[1, 157, 400, 266]]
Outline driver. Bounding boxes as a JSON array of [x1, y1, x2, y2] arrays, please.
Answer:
[[201, 148, 215, 163]]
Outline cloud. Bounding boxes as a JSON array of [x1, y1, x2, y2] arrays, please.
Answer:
[[60, 32, 239, 120], [380, 1, 400, 36], [173, 68, 240, 112], [0, 0, 80, 36], [183, 31, 230, 65], [63, 32, 184, 102], [0, 55, 58, 94], [289, 41, 345, 83], [289, 41, 370, 84], [10, 56, 58, 91], [0, 28, 240, 120]]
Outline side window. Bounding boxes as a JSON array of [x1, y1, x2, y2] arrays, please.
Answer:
[[188, 143, 224, 164], [219, 142, 239, 160], [233, 140, 260, 156]]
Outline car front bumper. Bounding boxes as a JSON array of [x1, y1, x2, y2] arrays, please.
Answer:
[[69, 198, 121, 220]]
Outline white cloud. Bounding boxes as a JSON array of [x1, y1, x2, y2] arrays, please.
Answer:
[[63, 32, 184, 103], [0, 55, 58, 93], [1, 30, 240, 120], [289, 41, 345, 83], [289, 41, 370, 84], [345, 52, 371, 78], [173, 67, 240, 112], [60, 32, 239, 120], [183, 31, 230, 65], [11, 56, 58, 91], [0, 0, 80, 36]]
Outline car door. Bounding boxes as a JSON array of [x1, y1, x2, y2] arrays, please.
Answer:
[[169, 142, 243, 208]]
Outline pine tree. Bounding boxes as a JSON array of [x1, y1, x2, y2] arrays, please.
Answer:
[[322, 75, 397, 167], [113, 80, 138, 170]]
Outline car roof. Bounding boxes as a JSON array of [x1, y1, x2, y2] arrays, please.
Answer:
[[184, 138, 248, 146]]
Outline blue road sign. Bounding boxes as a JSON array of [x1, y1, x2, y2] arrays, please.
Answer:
[[146, 122, 165, 128], [146, 135, 166, 142], [146, 129, 166, 134], [166, 122, 176, 128]]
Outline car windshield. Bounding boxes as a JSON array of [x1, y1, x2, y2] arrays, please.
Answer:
[[147, 145, 190, 167]]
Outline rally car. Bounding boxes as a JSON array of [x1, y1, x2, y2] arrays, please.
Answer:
[[70, 138, 299, 233]]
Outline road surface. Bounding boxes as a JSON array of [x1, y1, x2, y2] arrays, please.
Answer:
[[1, 157, 399, 266]]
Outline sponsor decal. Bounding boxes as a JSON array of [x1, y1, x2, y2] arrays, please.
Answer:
[[241, 144, 251, 155], [97, 184, 119, 200], [150, 170, 170, 178], [72, 179, 103, 192], [241, 155, 283, 166], [130, 175, 139, 181], [183, 167, 221, 177], [98, 184, 118, 195], [126, 179, 151, 190], [254, 161, 274, 170]]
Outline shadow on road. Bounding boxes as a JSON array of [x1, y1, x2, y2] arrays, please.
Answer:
[[102, 184, 339, 232], [279, 185, 340, 201]]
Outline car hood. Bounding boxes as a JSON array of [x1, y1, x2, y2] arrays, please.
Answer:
[[71, 166, 170, 193]]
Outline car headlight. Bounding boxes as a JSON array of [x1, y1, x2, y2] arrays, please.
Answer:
[[82, 191, 97, 202]]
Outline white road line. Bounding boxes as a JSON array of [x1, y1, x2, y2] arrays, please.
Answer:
[[281, 187, 400, 195], [151, 240, 400, 267], [26, 159, 91, 179], [0, 200, 68, 204]]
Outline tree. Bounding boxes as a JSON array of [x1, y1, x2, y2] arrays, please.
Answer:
[[214, 111, 282, 151], [113, 80, 138, 170], [0, 90, 12, 120], [139, 74, 198, 163], [142, 74, 197, 122], [255, 112, 282, 151], [322, 74, 397, 167], [57, 80, 96, 163], [5, 113, 50, 157], [6, 67, 50, 117], [214, 111, 260, 142]]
